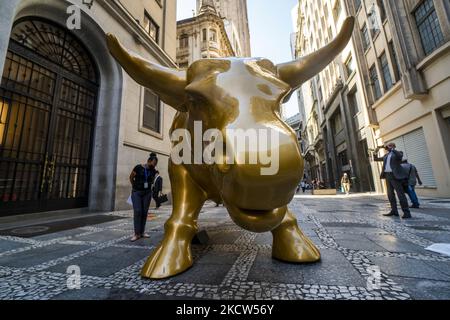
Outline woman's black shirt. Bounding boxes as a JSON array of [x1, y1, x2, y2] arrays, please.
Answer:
[[132, 165, 156, 192]]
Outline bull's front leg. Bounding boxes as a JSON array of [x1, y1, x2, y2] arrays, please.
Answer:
[[141, 162, 207, 279], [271, 209, 321, 263]]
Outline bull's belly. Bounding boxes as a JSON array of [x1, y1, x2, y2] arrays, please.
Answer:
[[181, 163, 222, 201]]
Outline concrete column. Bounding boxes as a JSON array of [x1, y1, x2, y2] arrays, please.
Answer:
[[339, 92, 364, 192], [385, 0, 428, 99], [0, 1, 20, 75], [324, 119, 338, 188], [432, 110, 450, 170], [322, 130, 333, 187]]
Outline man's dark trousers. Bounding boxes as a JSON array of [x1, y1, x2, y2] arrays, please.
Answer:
[[385, 173, 410, 215]]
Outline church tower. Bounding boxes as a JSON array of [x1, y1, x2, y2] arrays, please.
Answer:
[[197, 0, 251, 57]]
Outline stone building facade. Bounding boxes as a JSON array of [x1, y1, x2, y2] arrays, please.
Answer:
[[176, 0, 235, 67], [0, 0, 178, 216], [293, 0, 382, 192], [346, 0, 450, 197], [294, 0, 450, 198], [196, 0, 251, 57]]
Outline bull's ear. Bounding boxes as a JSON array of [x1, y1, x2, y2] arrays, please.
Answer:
[[106, 33, 187, 112], [276, 17, 355, 91]]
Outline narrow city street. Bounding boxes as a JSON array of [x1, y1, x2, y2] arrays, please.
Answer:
[[0, 194, 449, 300]]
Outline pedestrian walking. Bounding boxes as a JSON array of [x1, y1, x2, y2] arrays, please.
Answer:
[[129, 154, 158, 241], [373, 143, 412, 219], [401, 157, 423, 209], [301, 180, 307, 193], [341, 173, 351, 195]]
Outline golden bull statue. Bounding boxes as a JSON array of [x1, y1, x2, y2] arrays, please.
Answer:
[[106, 17, 355, 279]]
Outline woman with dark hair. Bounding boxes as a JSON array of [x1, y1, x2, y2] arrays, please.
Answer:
[[129, 154, 158, 241]]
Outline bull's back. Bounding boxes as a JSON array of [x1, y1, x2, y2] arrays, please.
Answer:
[[170, 112, 189, 138]]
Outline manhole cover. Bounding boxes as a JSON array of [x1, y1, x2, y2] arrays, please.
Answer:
[[0, 215, 125, 238], [11, 226, 50, 235]]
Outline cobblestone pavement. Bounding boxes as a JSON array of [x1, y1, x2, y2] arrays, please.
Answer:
[[0, 195, 450, 300]]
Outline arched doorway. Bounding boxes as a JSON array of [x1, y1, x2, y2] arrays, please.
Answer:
[[0, 17, 99, 215]]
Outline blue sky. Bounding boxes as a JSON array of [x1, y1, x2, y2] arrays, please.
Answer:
[[177, 0, 300, 118]]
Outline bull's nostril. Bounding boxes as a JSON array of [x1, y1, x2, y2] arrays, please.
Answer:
[[217, 162, 231, 173], [215, 147, 233, 173]]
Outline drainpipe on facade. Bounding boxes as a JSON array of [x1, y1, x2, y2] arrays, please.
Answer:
[[162, 0, 167, 51]]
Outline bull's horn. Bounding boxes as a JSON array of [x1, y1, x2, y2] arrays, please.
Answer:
[[106, 33, 187, 111], [277, 17, 355, 91]]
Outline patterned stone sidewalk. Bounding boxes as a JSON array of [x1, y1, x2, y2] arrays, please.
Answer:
[[0, 195, 449, 300]]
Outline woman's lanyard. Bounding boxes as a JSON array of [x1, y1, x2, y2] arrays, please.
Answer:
[[143, 165, 150, 189]]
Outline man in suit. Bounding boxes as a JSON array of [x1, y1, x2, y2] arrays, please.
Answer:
[[373, 142, 412, 219], [152, 171, 163, 209]]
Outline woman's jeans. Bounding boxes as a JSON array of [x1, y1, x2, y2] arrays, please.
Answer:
[[131, 190, 152, 235], [406, 185, 420, 207]]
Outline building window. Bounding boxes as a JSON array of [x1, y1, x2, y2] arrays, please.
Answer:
[[143, 88, 161, 133], [389, 41, 401, 82], [354, 0, 362, 12], [179, 34, 189, 48], [361, 24, 370, 51], [414, 0, 445, 56], [379, 52, 393, 91], [209, 29, 217, 42], [369, 65, 382, 101], [377, 0, 387, 22], [332, 112, 343, 135], [328, 27, 333, 42], [333, 0, 342, 21], [348, 91, 360, 117], [345, 55, 356, 77], [338, 150, 349, 167], [144, 11, 159, 43], [368, 5, 380, 38], [202, 28, 207, 42]]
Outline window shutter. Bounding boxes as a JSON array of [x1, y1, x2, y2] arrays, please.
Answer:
[[391, 128, 436, 187]]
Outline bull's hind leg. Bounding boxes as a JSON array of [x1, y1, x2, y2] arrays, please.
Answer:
[[141, 162, 207, 279], [271, 209, 321, 263]]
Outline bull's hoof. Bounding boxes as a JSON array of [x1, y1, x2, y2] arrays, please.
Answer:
[[141, 242, 193, 279], [272, 226, 321, 263]]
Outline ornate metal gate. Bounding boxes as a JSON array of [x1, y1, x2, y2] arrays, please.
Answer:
[[0, 18, 99, 215]]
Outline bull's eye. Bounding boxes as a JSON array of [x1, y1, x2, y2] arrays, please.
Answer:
[[257, 84, 273, 95], [187, 93, 196, 102]]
